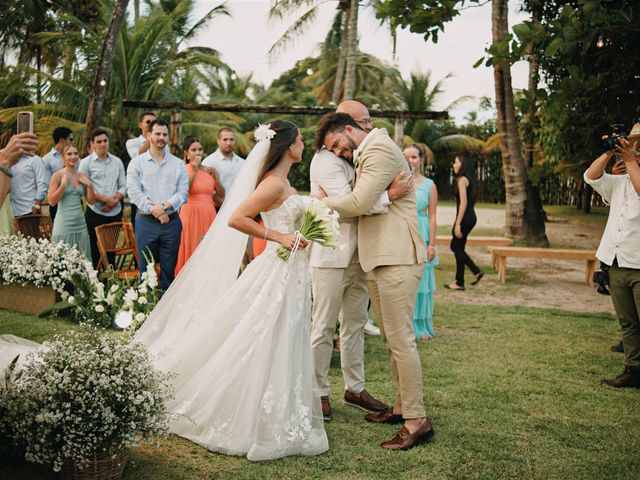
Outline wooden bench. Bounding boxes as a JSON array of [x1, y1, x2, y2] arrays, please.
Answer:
[[435, 235, 514, 247], [487, 246, 597, 285]]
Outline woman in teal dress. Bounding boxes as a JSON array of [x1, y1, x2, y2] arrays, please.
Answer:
[[404, 144, 438, 341], [48, 144, 95, 259]]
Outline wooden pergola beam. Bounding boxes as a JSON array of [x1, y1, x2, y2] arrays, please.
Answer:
[[122, 100, 449, 121]]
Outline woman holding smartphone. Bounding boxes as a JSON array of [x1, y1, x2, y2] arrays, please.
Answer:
[[48, 144, 95, 259], [175, 137, 225, 275]]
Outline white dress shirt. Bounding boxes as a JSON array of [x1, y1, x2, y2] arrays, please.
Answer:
[[202, 149, 244, 193], [584, 171, 640, 268]]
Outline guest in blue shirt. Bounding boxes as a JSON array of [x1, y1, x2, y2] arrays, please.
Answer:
[[42, 126, 74, 222], [10, 153, 47, 218], [126, 119, 188, 291], [79, 128, 127, 268]]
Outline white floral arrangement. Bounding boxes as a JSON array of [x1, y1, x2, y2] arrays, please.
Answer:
[[0, 234, 95, 294], [62, 264, 159, 330], [277, 198, 340, 260], [0, 330, 173, 472]]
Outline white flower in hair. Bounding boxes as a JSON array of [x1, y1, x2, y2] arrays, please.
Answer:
[[254, 123, 276, 142]]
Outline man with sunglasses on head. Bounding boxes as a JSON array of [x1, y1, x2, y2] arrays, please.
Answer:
[[584, 125, 640, 388]]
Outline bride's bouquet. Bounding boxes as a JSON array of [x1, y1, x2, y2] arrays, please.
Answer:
[[278, 198, 340, 261]]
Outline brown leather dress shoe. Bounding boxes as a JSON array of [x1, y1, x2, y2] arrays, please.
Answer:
[[344, 389, 389, 413], [601, 366, 640, 388], [364, 408, 403, 424], [380, 419, 435, 450], [321, 395, 332, 422]]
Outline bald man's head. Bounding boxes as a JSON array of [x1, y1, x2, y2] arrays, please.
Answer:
[[336, 100, 372, 132]]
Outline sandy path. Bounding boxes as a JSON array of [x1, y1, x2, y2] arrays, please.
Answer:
[[435, 206, 614, 314]]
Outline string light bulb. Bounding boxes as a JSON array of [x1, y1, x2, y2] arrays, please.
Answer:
[[596, 34, 604, 48], [158, 78, 164, 85], [306, 68, 314, 76], [99, 79, 106, 87]]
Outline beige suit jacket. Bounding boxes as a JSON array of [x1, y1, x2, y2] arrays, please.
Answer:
[[324, 129, 427, 273], [309, 149, 390, 269]]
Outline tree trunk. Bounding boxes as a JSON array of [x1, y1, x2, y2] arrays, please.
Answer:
[[36, 46, 42, 104], [492, 0, 548, 246], [331, 5, 350, 105], [83, 0, 129, 154], [134, 0, 140, 21], [343, 0, 359, 100], [581, 183, 592, 214]]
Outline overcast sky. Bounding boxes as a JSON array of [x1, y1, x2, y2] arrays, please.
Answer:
[[190, 0, 530, 122]]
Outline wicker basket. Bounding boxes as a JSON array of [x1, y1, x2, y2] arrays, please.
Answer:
[[59, 449, 128, 480], [0, 283, 58, 315]]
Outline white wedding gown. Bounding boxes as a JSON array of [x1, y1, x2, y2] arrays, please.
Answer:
[[162, 194, 328, 460]]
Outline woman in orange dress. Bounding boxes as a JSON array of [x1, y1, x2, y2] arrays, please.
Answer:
[[175, 138, 225, 275]]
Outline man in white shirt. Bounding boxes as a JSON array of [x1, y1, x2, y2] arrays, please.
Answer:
[[126, 112, 156, 160], [584, 132, 640, 388], [202, 127, 244, 194]]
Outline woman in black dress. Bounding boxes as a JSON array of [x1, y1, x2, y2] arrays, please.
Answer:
[[445, 154, 484, 291]]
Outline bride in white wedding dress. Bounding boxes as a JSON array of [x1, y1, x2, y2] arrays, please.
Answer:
[[134, 120, 328, 460], [0, 120, 329, 460]]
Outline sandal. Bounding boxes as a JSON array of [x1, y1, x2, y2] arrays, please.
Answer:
[[471, 271, 485, 286], [444, 283, 465, 291]]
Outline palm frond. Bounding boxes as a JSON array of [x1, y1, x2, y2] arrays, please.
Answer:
[[180, 3, 230, 44], [269, 6, 319, 58]]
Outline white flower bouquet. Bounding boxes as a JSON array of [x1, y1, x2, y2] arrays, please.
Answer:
[[277, 198, 340, 261], [0, 330, 173, 472]]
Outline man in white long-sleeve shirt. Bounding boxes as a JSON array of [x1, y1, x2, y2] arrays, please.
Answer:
[[584, 130, 640, 388]]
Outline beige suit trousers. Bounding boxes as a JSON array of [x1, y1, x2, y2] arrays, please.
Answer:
[[366, 263, 425, 418], [310, 263, 369, 396]]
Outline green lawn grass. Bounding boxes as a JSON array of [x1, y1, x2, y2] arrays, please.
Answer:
[[1, 301, 638, 480]]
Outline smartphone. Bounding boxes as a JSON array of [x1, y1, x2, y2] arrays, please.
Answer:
[[17, 111, 34, 134]]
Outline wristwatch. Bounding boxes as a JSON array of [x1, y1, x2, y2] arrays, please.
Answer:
[[0, 165, 13, 178], [34, 204, 41, 210]]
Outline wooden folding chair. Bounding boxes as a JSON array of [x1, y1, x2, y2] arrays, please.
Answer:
[[95, 222, 140, 280], [13, 214, 53, 240]]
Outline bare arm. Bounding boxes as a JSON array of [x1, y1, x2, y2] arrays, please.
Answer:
[[615, 139, 640, 196], [585, 150, 615, 181], [47, 172, 66, 206], [228, 176, 307, 251], [427, 183, 438, 261], [208, 167, 225, 207], [78, 174, 96, 205], [454, 177, 468, 239]]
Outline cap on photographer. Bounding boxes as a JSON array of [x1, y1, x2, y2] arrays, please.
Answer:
[[584, 122, 640, 388]]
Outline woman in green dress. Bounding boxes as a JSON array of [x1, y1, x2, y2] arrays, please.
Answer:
[[48, 144, 95, 259]]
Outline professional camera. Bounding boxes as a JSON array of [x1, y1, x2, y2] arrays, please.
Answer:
[[599, 124, 627, 152], [593, 262, 610, 295]]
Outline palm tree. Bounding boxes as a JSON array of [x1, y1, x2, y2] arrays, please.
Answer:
[[0, 1, 231, 159], [492, 0, 548, 245], [83, 0, 129, 153]]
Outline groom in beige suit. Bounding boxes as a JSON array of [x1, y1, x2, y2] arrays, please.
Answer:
[[315, 112, 433, 450], [310, 101, 413, 422]]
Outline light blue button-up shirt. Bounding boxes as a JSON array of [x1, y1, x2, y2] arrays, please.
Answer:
[[10, 155, 47, 217], [126, 151, 188, 215], [41, 148, 63, 189], [79, 152, 127, 217]]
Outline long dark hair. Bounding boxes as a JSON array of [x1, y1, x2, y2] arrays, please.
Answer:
[[454, 154, 476, 202], [256, 120, 299, 186]]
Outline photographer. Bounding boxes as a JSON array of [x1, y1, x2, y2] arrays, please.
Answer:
[[584, 130, 640, 388]]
